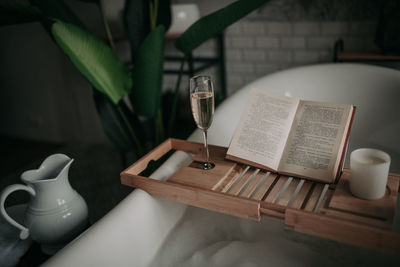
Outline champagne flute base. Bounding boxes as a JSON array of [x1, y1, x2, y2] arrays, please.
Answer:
[[203, 162, 215, 170]]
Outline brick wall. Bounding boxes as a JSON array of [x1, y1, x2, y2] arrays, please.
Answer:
[[224, 20, 379, 95], [163, 0, 383, 97]]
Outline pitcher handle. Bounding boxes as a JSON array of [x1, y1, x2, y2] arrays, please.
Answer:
[[0, 184, 36, 239]]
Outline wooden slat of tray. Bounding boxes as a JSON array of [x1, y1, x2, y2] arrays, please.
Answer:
[[303, 183, 325, 212], [227, 168, 255, 195], [214, 164, 244, 192], [121, 138, 400, 254], [289, 181, 313, 209], [319, 189, 334, 210], [251, 172, 277, 200], [238, 171, 266, 198], [276, 178, 299, 206], [264, 175, 289, 203]]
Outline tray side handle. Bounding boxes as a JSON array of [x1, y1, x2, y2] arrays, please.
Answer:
[[122, 139, 174, 176], [121, 138, 209, 176]]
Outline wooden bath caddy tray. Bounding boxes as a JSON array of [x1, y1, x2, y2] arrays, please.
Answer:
[[121, 138, 400, 254]]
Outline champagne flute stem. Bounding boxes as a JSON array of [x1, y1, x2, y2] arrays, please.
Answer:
[[203, 130, 210, 166]]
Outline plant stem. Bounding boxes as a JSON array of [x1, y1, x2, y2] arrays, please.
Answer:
[[149, 1, 155, 29], [106, 101, 132, 148], [117, 105, 144, 156], [154, 0, 159, 27], [150, 0, 159, 30], [168, 57, 185, 136], [99, 0, 115, 51]]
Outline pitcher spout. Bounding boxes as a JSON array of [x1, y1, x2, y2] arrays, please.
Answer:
[[21, 154, 74, 183], [58, 157, 74, 183]]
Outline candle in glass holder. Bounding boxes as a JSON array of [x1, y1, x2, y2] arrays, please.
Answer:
[[349, 148, 391, 200]]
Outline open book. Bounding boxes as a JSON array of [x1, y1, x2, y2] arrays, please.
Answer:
[[226, 88, 355, 183]]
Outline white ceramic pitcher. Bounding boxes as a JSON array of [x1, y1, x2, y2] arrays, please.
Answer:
[[0, 154, 88, 254]]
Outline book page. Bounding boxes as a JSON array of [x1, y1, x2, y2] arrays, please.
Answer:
[[279, 100, 352, 182], [227, 89, 299, 170]]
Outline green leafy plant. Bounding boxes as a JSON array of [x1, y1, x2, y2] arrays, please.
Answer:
[[0, 0, 271, 163]]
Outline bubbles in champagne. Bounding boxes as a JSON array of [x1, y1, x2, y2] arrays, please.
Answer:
[[190, 92, 214, 130]]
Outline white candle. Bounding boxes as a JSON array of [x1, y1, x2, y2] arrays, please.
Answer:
[[349, 148, 391, 200]]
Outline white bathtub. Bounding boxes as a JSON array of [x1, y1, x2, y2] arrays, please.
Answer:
[[43, 64, 400, 266]]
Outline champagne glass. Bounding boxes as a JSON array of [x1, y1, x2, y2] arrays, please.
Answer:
[[190, 76, 215, 170]]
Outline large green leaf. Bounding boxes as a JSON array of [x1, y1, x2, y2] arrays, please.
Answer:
[[0, 2, 43, 26], [175, 0, 270, 54], [130, 25, 165, 117], [124, 0, 171, 61], [51, 21, 132, 104], [124, 0, 151, 59]]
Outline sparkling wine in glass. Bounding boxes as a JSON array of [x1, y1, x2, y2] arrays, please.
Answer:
[[190, 76, 215, 170]]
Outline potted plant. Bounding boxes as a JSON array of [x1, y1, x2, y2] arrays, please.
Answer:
[[0, 0, 271, 164]]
